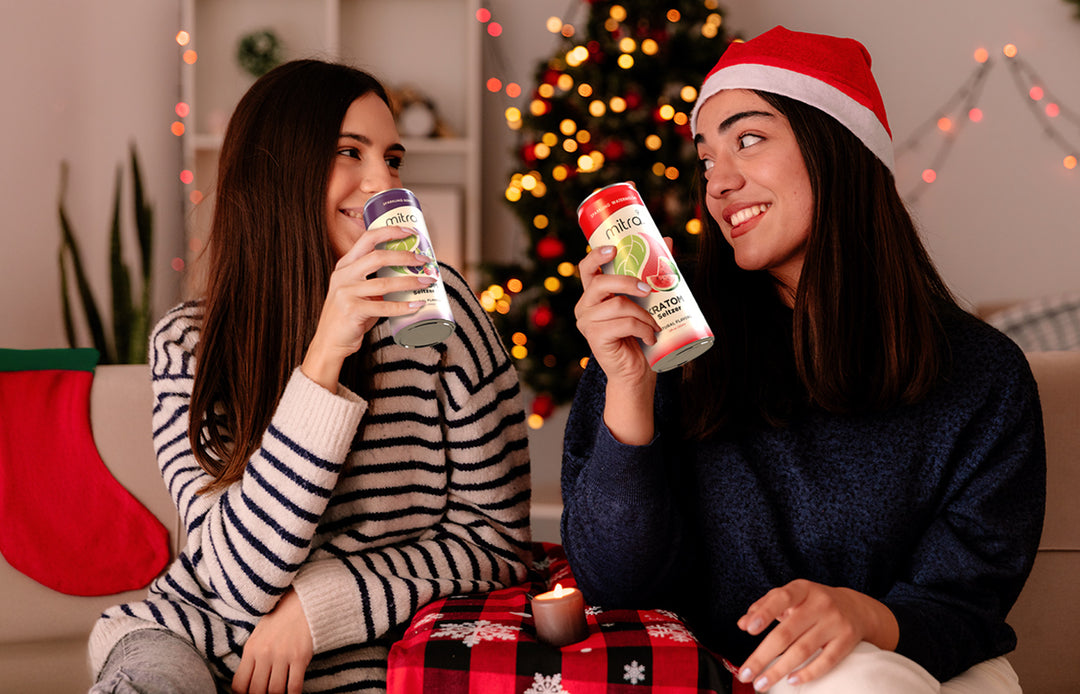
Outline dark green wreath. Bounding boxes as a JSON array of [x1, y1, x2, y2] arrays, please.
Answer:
[[237, 29, 283, 78]]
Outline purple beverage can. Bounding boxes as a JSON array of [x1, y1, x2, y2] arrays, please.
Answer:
[[577, 181, 714, 372], [362, 188, 456, 347]]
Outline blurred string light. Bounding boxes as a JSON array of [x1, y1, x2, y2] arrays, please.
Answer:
[[172, 27, 199, 274], [476, 8, 521, 99], [898, 43, 1080, 201], [1002, 46, 1080, 171], [895, 48, 994, 201]]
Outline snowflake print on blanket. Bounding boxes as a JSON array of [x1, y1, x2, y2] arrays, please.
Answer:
[[523, 672, 570, 694], [532, 554, 554, 573], [645, 621, 697, 643], [410, 611, 443, 631], [431, 620, 521, 648], [624, 660, 647, 685]]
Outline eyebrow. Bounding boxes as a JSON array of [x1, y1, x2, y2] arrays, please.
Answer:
[[694, 110, 776, 144], [339, 132, 406, 154]]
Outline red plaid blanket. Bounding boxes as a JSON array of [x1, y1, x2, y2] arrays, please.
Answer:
[[388, 543, 751, 694]]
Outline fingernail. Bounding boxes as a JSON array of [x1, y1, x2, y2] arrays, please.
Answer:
[[418, 276, 436, 285], [754, 676, 770, 691], [787, 675, 800, 686], [600, 246, 616, 255], [636, 282, 651, 293], [408, 301, 425, 309], [739, 668, 753, 683], [414, 253, 433, 263], [748, 617, 763, 632]]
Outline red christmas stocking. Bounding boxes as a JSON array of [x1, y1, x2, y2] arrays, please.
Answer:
[[0, 348, 169, 596]]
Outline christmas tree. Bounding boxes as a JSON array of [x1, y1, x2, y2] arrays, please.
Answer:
[[481, 0, 734, 426]]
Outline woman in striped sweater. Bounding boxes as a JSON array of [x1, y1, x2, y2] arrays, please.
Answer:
[[88, 60, 531, 694]]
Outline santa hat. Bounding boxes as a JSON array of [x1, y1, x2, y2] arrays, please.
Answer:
[[690, 26, 894, 172]]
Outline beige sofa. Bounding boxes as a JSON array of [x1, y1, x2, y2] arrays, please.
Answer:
[[1, 355, 1077, 692]]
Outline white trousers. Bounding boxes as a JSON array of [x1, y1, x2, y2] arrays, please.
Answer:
[[764, 642, 1022, 694]]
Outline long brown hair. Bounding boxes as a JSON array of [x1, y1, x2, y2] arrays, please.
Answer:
[[681, 91, 959, 439], [190, 60, 390, 492]]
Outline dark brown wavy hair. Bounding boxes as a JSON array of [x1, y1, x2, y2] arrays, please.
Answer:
[[190, 60, 390, 493], [681, 91, 959, 439]]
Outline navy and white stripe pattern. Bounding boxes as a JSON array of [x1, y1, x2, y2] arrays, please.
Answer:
[[89, 264, 532, 692]]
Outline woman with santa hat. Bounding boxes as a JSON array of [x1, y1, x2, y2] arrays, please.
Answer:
[[563, 26, 1042, 694]]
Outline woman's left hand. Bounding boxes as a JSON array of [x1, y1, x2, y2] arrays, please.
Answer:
[[231, 588, 313, 694], [734, 579, 899, 690]]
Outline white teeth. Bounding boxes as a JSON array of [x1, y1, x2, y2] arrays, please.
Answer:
[[342, 209, 363, 218], [730, 204, 770, 226]]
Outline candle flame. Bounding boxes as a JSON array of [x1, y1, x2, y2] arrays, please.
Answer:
[[553, 583, 565, 597]]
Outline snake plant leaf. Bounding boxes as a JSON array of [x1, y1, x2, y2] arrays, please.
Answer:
[[58, 247, 76, 348], [109, 165, 134, 364], [130, 144, 153, 283], [58, 161, 110, 361], [129, 144, 153, 364]]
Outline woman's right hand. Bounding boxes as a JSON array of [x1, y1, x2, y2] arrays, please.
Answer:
[[302, 225, 433, 391], [231, 588, 312, 694], [575, 244, 661, 444]]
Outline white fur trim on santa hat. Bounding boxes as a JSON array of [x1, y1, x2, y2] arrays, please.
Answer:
[[690, 63, 895, 172]]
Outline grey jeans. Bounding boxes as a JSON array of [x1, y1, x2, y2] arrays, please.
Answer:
[[90, 628, 221, 694]]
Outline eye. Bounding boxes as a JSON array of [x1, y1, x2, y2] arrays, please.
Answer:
[[737, 133, 764, 149], [338, 147, 361, 160], [699, 158, 714, 172], [386, 155, 404, 171]]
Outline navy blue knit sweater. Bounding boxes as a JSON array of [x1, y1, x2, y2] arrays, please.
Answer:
[[560, 312, 1045, 682]]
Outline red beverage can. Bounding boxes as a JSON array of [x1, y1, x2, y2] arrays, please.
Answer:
[[577, 181, 714, 372], [363, 188, 456, 347]]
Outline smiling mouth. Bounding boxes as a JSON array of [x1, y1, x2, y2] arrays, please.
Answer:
[[342, 209, 364, 219], [729, 204, 771, 226]]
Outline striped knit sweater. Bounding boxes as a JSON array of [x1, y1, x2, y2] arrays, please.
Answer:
[[88, 265, 532, 692]]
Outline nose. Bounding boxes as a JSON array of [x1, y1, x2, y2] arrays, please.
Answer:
[[361, 162, 395, 194], [705, 155, 743, 199]]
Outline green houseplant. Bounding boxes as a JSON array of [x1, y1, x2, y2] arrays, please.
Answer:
[[57, 144, 154, 364]]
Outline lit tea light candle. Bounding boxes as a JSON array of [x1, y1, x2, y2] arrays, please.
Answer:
[[532, 582, 589, 647]]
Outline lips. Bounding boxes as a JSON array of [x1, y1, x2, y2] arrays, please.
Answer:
[[726, 203, 771, 227]]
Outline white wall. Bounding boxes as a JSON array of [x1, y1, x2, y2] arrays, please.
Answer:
[[0, 0, 184, 350]]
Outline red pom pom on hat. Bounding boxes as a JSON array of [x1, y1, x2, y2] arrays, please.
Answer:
[[691, 26, 894, 172]]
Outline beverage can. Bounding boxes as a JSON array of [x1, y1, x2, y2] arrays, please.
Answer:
[[577, 181, 714, 372], [362, 188, 456, 347]]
